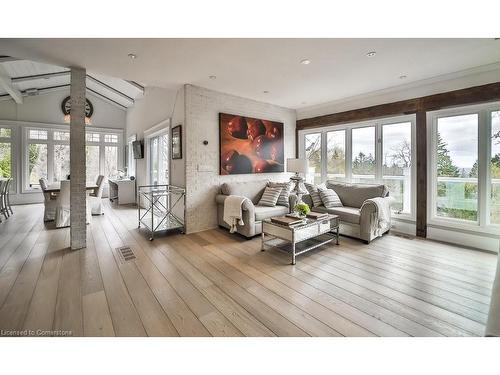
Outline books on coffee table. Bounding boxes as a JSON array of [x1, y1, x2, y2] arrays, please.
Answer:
[[306, 212, 329, 220], [270, 216, 304, 226]]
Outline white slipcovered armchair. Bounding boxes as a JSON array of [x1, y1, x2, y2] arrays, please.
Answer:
[[55, 180, 91, 228], [40, 178, 57, 222]]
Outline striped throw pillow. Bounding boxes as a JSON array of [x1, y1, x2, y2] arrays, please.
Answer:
[[268, 181, 292, 207], [319, 189, 343, 208], [304, 183, 326, 207], [257, 186, 283, 207]]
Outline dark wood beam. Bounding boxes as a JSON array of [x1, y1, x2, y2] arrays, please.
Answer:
[[297, 81, 500, 130], [416, 111, 427, 238]]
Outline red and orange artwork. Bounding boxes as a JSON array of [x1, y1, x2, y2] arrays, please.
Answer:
[[219, 113, 284, 175]]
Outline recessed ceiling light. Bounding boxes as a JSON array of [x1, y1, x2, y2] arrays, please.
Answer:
[[263, 90, 269, 94], [399, 75, 407, 80], [366, 51, 377, 57], [128, 53, 137, 59], [209, 75, 217, 80], [300, 59, 311, 65]]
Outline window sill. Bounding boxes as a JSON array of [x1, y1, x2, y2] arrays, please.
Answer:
[[428, 218, 500, 237]]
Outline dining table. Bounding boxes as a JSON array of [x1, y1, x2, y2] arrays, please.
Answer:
[[44, 183, 98, 193]]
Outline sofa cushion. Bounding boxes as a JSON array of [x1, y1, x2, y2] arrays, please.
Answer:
[[313, 205, 360, 224], [268, 181, 292, 207], [221, 180, 269, 204], [258, 186, 283, 207], [325, 181, 388, 208], [319, 188, 343, 208], [304, 182, 326, 207], [254, 205, 289, 221]]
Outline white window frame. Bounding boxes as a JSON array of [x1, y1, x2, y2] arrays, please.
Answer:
[[299, 114, 416, 220], [427, 101, 500, 235], [127, 134, 137, 179], [19, 122, 123, 193]]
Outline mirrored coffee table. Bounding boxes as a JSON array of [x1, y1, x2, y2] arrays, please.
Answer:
[[261, 214, 340, 265]]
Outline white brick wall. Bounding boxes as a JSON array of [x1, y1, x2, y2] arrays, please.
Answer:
[[69, 67, 87, 250], [184, 85, 296, 233]]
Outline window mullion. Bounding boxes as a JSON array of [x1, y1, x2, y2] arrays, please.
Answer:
[[346, 128, 352, 182], [375, 124, 383, 182], [479, 110, 491, 227], [321, 131, 327, 183]]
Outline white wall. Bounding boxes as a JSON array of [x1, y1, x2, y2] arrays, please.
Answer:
[[184, 85, 296, 233], [0, 89, 126, 128], [125, 86, 180, 188]]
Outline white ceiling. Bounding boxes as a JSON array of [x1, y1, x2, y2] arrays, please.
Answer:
[[0, 59, 144, 108], [1, 38, 499, 109]]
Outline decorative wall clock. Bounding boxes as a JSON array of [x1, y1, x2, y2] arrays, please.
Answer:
[[61, 96, 94, 124]]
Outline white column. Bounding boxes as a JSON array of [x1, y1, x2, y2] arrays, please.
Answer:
[[70, 67, 87, 250]]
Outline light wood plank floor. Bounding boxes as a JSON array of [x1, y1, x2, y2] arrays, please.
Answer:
[[0, 202, 496, 337]]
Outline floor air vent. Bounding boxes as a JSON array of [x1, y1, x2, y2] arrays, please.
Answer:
[[117, 246, 136, 262]]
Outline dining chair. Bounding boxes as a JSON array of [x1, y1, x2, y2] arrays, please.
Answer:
[[55, 180, 92, 228], [89, 175, 105, 215], [4, 178, 13, 215], [0, 179, 8, 221], [40, 178, 57, 222]]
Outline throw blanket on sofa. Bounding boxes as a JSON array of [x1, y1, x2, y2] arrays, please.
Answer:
[[223, 195, 250, 233], [363, 196, 394, 236]]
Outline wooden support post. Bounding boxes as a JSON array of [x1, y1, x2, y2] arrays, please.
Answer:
[[70, 67, 87, 250], [416, 110, 427, 238]]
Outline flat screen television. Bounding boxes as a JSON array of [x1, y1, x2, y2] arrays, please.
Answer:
[[132, 140, 143, 159]]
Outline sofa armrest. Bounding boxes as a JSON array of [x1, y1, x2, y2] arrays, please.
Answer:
[[215, 194, 255, 214], [359, 196, 394, 240]]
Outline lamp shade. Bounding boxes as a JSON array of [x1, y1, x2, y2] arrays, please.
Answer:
[[287, 158, 308, 174]]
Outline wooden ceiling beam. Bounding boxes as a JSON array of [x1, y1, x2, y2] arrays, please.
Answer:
[[297, 81, 500, 129], [0, 64, 23, 104]]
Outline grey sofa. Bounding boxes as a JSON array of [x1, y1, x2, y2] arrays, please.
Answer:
[[216, 180, 296, 238], [303, 181, 392, 243]]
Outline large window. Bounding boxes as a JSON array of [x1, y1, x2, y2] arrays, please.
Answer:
[[327, 130, 345, 181], [429, 103, 500, 231], [23, 127, 122, 191], [352, 126, 375, 182], [383, 122, 412, 213], [0, 127, 12, 179], [305, 133, 322, 184], [435, 114, 478, 222], [300, 115, 415, 218]]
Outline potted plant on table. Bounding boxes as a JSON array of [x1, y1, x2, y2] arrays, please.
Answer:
[[294, 202, 310, 218]]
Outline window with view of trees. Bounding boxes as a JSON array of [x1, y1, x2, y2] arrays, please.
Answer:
[[300, 116, 415, 217], [0, 128, 12, 179], [24, 127, 121, 190], [327, 130, 345, 180], [305, 133, 322, 184], [435, 114, 478, 222], [383, 122, 412, 213], [352, 126, 375, 182]]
